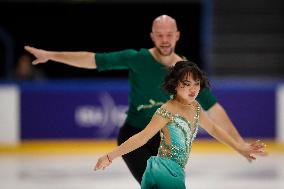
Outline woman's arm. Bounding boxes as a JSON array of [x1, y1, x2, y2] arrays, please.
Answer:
[[94, 114, 167, 170], [199, 110, 266, 162]]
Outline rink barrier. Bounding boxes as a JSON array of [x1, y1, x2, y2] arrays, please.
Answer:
[[0, 79, 283, 145]]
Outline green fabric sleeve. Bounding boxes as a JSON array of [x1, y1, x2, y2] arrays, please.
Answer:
[[95, 49, 138, 71], [196, 87, 217, 110]]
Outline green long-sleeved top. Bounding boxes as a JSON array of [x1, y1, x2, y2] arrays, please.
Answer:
[[96, 48, 217, 129]]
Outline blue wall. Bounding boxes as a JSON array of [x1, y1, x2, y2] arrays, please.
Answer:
[[14, 79, 279, 140]]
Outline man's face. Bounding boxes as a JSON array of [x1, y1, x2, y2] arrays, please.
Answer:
[[151, 18, 180, 57], [151, 30, 180, 56]]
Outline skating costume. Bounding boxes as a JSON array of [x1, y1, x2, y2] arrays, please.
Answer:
[[141, 105, 201, 189]]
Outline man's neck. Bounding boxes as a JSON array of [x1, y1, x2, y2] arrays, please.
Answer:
[[149, 48, 182, 67]]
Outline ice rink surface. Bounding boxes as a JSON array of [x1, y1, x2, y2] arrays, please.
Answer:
[[0, 152, 283, 189]]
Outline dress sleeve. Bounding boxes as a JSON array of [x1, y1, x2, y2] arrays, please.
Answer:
[[155, 107, 173, 121]]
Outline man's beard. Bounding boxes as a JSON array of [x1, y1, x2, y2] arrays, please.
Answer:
[[156, 46, 173, 56]]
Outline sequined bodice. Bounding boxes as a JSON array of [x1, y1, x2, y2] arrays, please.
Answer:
[[155, 106, 200, 168]]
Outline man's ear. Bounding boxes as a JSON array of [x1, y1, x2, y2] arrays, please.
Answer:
[[150, 32, 154, 42], [176, 31, 180, 41]]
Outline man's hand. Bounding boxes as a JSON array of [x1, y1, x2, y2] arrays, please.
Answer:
[[238, 140, 268, 162], [24, 46, 50, 65]]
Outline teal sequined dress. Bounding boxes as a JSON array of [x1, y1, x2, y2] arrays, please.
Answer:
[[141, 105, 201, 189]]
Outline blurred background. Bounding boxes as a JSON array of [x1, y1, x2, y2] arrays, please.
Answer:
[[0, 0, 283, 188]]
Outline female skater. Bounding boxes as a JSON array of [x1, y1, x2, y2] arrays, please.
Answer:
[[94, 60, 266, 188]]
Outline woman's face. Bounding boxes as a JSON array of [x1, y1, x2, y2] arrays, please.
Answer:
[[175, 73, 200, 103]]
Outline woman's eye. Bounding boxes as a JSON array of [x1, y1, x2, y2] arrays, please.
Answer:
[[182, 82, 190, 86]]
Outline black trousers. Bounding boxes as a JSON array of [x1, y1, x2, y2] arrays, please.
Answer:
[[117, 122, 160, 184]]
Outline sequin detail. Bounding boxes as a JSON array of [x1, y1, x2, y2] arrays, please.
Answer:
[[155, 105, 200, 168]]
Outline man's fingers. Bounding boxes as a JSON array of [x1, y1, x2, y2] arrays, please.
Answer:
[[250, 140, 266, 149], [251, 143, 266, 148], [253, 150, 269, 156], [24, 45, 34, 52], [32, 59, 41, 65]]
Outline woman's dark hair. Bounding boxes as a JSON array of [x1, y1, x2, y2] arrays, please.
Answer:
[[162, 60, 210, 95]]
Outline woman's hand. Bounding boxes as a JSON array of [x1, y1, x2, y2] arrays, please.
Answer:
[[237, 140, 267, 162], [94, 154, 112, 171]]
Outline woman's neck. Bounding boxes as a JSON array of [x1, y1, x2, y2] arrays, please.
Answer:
[[172, 96, 194, 107]]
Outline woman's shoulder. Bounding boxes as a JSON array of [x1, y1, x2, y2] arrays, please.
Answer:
[[155, 102, 174, 118], [159, 101, 173, 111]]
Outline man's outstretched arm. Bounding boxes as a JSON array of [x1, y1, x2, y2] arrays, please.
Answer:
[[207, 103, 245, 144], [24, 46, 96, 69]]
